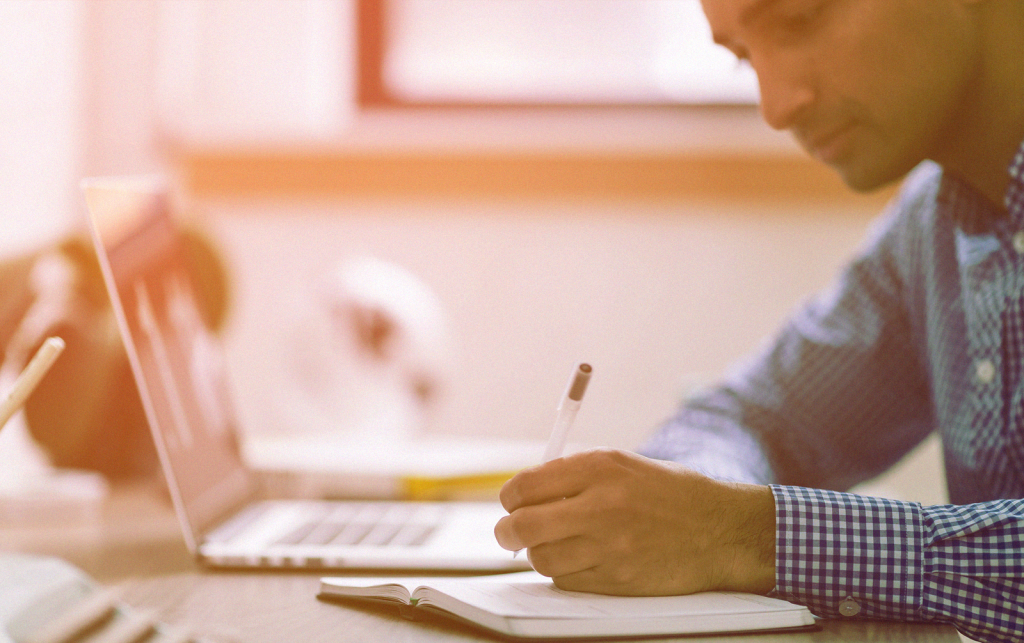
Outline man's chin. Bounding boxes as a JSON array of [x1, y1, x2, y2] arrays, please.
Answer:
[[829, 159, 909, 194]]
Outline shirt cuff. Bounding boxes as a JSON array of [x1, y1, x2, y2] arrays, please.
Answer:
[[770, 485, 925, 620]]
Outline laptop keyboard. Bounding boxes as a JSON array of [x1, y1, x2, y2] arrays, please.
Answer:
[[270, 502, 440, 548], [200, 500, 524, 571]]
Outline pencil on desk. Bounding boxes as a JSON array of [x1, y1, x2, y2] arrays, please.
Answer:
[[0, 336, 65, 430]]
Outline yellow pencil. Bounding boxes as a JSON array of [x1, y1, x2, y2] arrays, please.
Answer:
[[0, 336, 65, 430]]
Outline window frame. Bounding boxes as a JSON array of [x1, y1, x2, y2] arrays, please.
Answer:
[[355, 0, 758, 110]]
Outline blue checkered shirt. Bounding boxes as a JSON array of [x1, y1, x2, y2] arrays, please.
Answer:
[[642, 140, 1024, 643]]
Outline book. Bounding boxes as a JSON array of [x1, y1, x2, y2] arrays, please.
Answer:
[[318, 571, 816, 639]]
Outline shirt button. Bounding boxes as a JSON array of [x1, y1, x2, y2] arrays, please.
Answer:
[[1013, 231, 1024, 254], [976, 359, 996, 384], [838, 597, 861, 617]]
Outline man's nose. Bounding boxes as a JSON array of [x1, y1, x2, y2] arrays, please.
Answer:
[[755, 56, 815, 131]]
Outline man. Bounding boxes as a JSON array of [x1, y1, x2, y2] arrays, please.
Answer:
[[494, 1, 1024, 641]]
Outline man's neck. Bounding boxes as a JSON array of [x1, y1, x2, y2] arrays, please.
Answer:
[[933, 0, 1024, 209]]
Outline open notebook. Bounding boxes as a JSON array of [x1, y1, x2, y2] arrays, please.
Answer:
[[319, 571, 817, 639], [80, 176, 529, 573]]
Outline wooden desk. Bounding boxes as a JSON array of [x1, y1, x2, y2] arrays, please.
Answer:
[[0, 479, 194, 583], [0, 482, 961, 643]]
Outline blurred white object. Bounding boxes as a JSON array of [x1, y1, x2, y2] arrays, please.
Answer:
[[327, 255, 449, 393], [277, 256, 450, 445]]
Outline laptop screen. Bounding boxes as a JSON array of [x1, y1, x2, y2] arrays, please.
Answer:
[[82, 177, 256, 550]]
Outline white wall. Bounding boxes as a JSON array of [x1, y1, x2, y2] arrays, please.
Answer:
[[80, 1, 166, 179], [203, 195, 948, 505], [0, 1, 85, 254], [0, 0, 353, 259]]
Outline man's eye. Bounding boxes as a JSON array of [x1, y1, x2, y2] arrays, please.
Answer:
[[767, 1, 828, 40], [785, 7, 822, 29]]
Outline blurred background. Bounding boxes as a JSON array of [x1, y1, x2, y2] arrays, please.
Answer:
[[0, 0, 944, 503]]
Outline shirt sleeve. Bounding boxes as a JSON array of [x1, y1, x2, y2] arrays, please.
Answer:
[[772, 486, 1024, 643], [640, 193, 936, 490], [638, 168, 1024, 642]]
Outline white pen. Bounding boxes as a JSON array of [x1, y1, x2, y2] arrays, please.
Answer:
[[543, 362, 593, 462], [0, 336, 65, 431], [515, 362, 592, 559]]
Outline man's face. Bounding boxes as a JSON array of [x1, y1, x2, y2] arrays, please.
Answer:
[[701, 0, 981, 192]]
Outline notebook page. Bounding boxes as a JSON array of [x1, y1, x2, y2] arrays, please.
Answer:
[[422, 572, 804, 620]]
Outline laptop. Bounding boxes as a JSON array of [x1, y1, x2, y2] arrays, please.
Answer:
[[80, 176, 529, 572]]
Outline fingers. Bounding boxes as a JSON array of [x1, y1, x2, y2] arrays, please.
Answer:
[[527, 535, 603, 579], [499, 448, 633, 513], [496, 448, 648, 552], [499, 458, 587, 513], [494, 449, 767, 597], [494, 494, 583, 551], [493, 514, 522, 551], [550, 568, 613, 594], [549, 567, 648, 596]]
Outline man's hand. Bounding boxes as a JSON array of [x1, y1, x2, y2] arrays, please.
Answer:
[[494, 448, 776, 596]]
